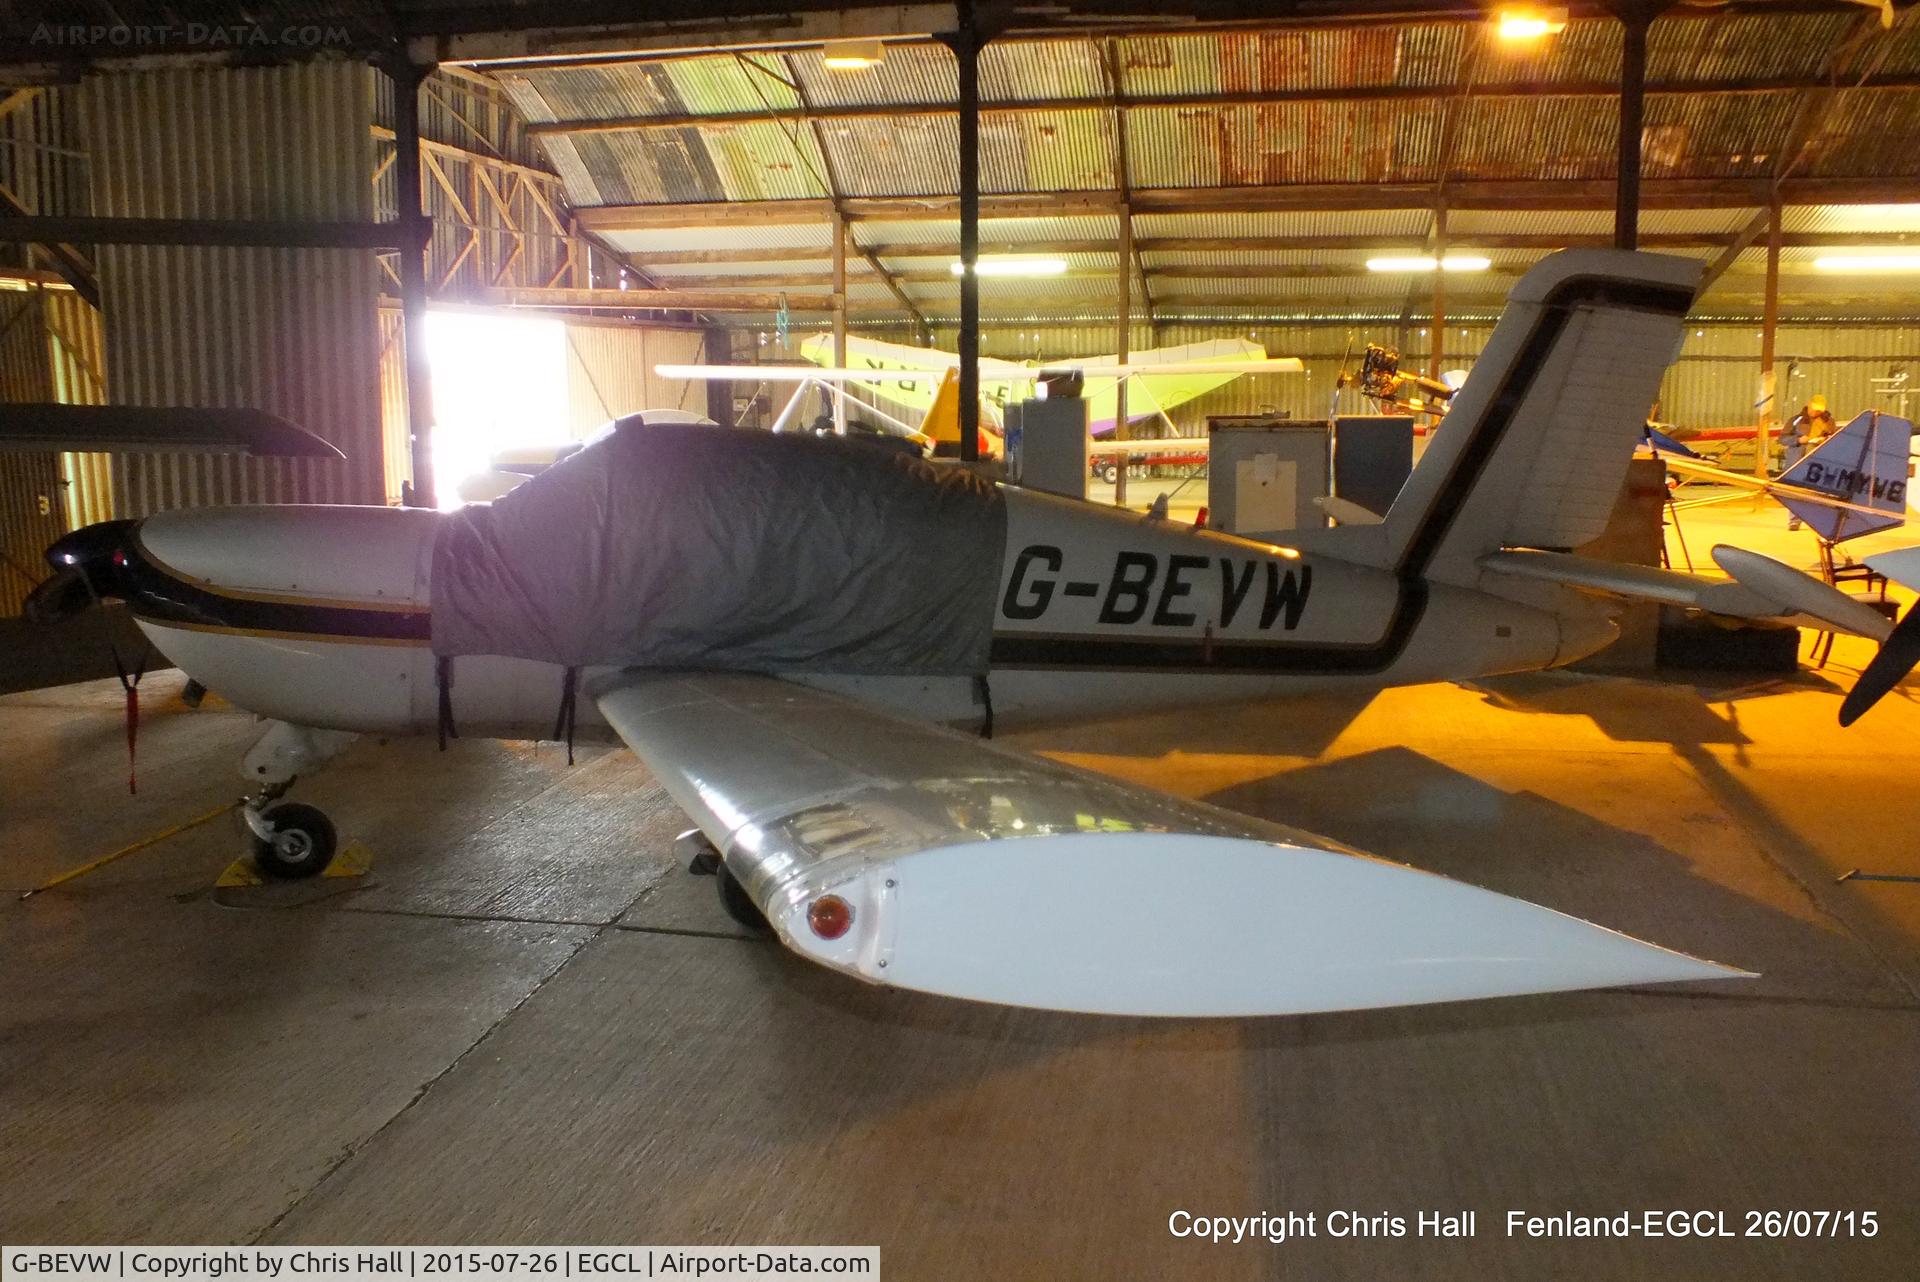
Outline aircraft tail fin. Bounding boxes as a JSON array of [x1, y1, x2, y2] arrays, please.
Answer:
[[920, 368, 962, 449], [1776, 411, 1912, 543], [1376, 250, 1699, 580]]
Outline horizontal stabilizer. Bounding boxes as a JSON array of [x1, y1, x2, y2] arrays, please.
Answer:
[[1866, 545, 1920, 591], [1481, 548, 1783, 618], [0, 404, 344, 458], [596, 671, 1750, 1017], [1712, 545, 1894, 642], [1483, 547, 1894, 642]]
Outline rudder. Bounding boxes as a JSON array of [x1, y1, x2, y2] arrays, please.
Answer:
[[1376, 249, 1699, 581]]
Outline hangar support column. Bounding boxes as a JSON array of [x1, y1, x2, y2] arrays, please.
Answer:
[[832, 209, 848, 435], [1613, 3, 1658, 251], [1430, 204, 1447, 378], [952, 4, 982, 464], [1757, 202, 1782, 479], [386, 57, 438, 508], [943, 0, 1007, 467], [1115, 211, 1131, 506]]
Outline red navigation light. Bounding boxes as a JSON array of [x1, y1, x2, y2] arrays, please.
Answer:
[[807, 894, 854, 940]]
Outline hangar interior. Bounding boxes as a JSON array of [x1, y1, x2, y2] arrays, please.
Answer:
[[3, 2, 1920, 1277]]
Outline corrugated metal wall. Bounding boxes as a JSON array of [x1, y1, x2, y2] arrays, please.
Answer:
[[0, 86, 88, 222], [46, 289, 114, 530], [0, 289, 60, 615], [80, 64, 383, 515], [564, 320, 708, 435]]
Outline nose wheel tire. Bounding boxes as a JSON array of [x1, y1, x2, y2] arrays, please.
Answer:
[[250, 802, 338, 879]]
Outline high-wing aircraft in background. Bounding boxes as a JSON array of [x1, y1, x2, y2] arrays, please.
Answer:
[[31, 250, 1920, 1018], [660, 334, 1303, 460], [798, 332, 1299, 437]]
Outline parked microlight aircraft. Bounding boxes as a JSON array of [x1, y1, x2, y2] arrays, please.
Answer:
[[1650, 410, 1914, 543], [31, 250, 1920, 1018]]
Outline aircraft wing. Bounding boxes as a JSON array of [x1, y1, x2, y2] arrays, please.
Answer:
[[0, 404, 345, 458], [656, 359, 1301, 385], [659, 363, 948, 383], [593, 670, 1745, 1017]]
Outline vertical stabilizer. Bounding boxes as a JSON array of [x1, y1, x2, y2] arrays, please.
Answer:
[[1778, 410, 1912, 543], [1376, 250, 1699, 581]]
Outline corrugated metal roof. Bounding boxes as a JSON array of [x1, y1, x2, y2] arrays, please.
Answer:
[[504, 14, 1920, 211], [473, 11, 1920, 324], [1132, 210, 1432, 238], [1444, 208, 1759, 236], [607, 223, 836, 254], [857, 214, 1120, 245]]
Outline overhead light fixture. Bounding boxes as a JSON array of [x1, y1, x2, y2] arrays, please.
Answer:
[[822, 39, 884, 70], [951, 257, 1070, 277], [1492, 5, 1569, 42], [1365, 255, 1492, 273], [1814, 252, 1920, 272]]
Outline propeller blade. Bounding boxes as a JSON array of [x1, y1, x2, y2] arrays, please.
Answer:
[[1841, 600, 1920, 726]]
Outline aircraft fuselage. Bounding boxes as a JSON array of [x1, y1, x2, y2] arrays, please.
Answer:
[[70, 484, 1613, 744]]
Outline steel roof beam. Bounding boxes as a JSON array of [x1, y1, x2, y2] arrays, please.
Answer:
[[575, 178, 1920, 230], [622, 230, 1920, 264], [523, 73, 1920, 137]]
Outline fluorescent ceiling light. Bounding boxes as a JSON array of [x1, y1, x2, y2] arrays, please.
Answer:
[[1813, 252, 1920, 272], [822, 39, 883, 70], [1493, 6, 1569, 41], [951, 257, 1070, 277], [1365, 255, 1492, 273]]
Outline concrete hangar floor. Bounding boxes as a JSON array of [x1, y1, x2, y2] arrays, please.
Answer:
[[3, 510, 1918, 1280]]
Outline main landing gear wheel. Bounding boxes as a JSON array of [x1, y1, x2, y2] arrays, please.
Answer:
[[716, 863, 770, 934], [1099, 462, 1119, 485], [250, 802, 338, 880]]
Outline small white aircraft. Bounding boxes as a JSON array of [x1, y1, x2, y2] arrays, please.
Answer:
[[31, 250, 1920, 1018]]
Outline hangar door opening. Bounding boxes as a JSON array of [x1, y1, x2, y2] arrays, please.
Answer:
[[426, 308, 571, 510], [419, 308, 709, 508]]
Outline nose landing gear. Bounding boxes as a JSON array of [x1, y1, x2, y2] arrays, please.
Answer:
[[237, 721, 358, 880], [243, 795, 339, 879]]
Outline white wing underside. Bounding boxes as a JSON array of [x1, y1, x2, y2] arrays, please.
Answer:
[[594, 671, 1747, 1017], [655, 359, 1302, 384]]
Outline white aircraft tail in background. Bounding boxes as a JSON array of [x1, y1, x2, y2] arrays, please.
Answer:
[[1654, 410, 1913, 542]]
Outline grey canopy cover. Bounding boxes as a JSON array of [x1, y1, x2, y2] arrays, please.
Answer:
[[431, 421, 1007, 675]]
